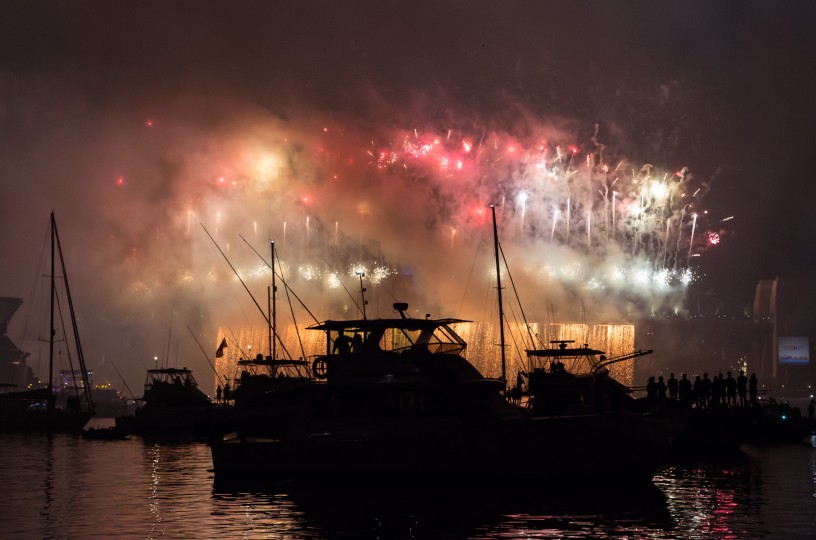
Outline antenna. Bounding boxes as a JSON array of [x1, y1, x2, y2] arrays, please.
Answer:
[[356, 270, 367, 320]]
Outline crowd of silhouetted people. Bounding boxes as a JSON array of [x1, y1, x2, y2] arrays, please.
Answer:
[[645, 370, 760, 410]]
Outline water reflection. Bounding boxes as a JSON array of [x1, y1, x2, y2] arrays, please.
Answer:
[[1, 434, 815, 538], [210, 491, 310, 538], [655, 452, 764, 539], [213, 477, 673, 539], [812, 436, 816, 500], [655, 442, 816, 539]]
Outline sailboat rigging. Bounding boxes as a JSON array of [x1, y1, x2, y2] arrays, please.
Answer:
[[0, 212, 94, 431]]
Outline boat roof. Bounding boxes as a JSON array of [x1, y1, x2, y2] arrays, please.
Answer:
[[526, 347, 605, 358], [238, 358, 310, 367], [307, 317, 471, 332], [146, 367, 194, 374]]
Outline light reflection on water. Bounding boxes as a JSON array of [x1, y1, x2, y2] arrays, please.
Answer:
[[0, 432, 814, 539]]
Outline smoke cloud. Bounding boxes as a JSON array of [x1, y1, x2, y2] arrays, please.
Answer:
[[1, 2, 751, 390]]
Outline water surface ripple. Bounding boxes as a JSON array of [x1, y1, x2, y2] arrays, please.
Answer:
[[1, 432, 814, 539]]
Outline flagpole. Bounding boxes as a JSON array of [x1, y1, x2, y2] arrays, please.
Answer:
[[185, 324, 227, 387]]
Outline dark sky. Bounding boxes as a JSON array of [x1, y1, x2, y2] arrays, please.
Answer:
[[2, 1, 815, 387]]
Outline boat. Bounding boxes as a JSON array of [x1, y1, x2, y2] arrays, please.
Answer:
[[203, 239, 315, 439], [90, 385, 136, 418], [210, 302, 681, 483], [744, 396, 814, 444], [210, 207, 682, 484], [115, 366, 221, 436], [518, 340, 653, 416], [81, 425, 129, 440], [0, 212, 94, 432], [516, 340, 761, 456]]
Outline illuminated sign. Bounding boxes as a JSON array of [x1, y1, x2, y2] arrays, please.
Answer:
[[778, 336, 810, 365]]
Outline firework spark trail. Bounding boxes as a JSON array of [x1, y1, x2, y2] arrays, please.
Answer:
[[108, 118, 725, 326]]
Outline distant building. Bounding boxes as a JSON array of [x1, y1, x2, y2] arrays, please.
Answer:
[[0, 297, 37, 392], [634, 277, 813, 393], [753, 277, 813, 391]]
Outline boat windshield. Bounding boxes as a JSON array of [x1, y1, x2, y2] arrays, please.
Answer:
[[146, 368, 197, 388], [311, 318, 469, 357]]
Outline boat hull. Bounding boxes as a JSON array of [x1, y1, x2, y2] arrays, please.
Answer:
[[116, 405, 224, 436], [211, 412, 680, 484], [0, 409, 92, 432]]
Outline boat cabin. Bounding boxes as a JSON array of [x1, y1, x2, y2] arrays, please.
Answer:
[[521, 341, 648, 415], [141, 367, 210, 407], [307, 303, 469, 381], [303, 304, 509, 419]]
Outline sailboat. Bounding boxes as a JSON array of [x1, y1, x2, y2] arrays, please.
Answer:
[[210, 240, 312, 438], [0, 212, 94, 431]]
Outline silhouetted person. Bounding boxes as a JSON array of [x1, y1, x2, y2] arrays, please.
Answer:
[[679, 374, 692, 407], [646, 376, 657, 402], [725, 371, 737, 407], [657, 376, 667, 402], [224, 383, 231, 403], [216, 385, 222, 405], [351, 334, 363, 354], [749, 373, 758, 406], [711, 373, 724, 406], [509, 372, 524, 404], [668, 373, 679, 401], [808, 399, 815, 419], [333, 334, 352, 355], [737, 370, 748, 408], [693, 375, 703, 408], [701, 373, 712, 408]]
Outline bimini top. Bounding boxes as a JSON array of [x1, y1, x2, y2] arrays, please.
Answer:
[[307, 303, 471, 357], [307, 317, 470, 333], [525, 340, 605, 358]]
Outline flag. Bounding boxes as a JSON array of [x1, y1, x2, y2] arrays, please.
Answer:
[[215, 338, 228, 358]]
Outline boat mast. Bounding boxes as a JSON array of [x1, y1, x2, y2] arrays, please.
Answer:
[[270, 240, 277, 362], [357, 271, 367, 320], [53, 212, 94, 412], [491, 205, 507, 386], [48, 212, 56, 411]]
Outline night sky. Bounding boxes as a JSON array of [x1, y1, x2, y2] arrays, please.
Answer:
[[2, 2, 815, 389]]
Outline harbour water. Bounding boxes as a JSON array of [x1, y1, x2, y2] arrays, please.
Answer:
[[1, 426, 814, 539]]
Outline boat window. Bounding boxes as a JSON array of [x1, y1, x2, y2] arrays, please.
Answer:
[[330, 332, 353, 355], [390, 328, 421, 353]]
